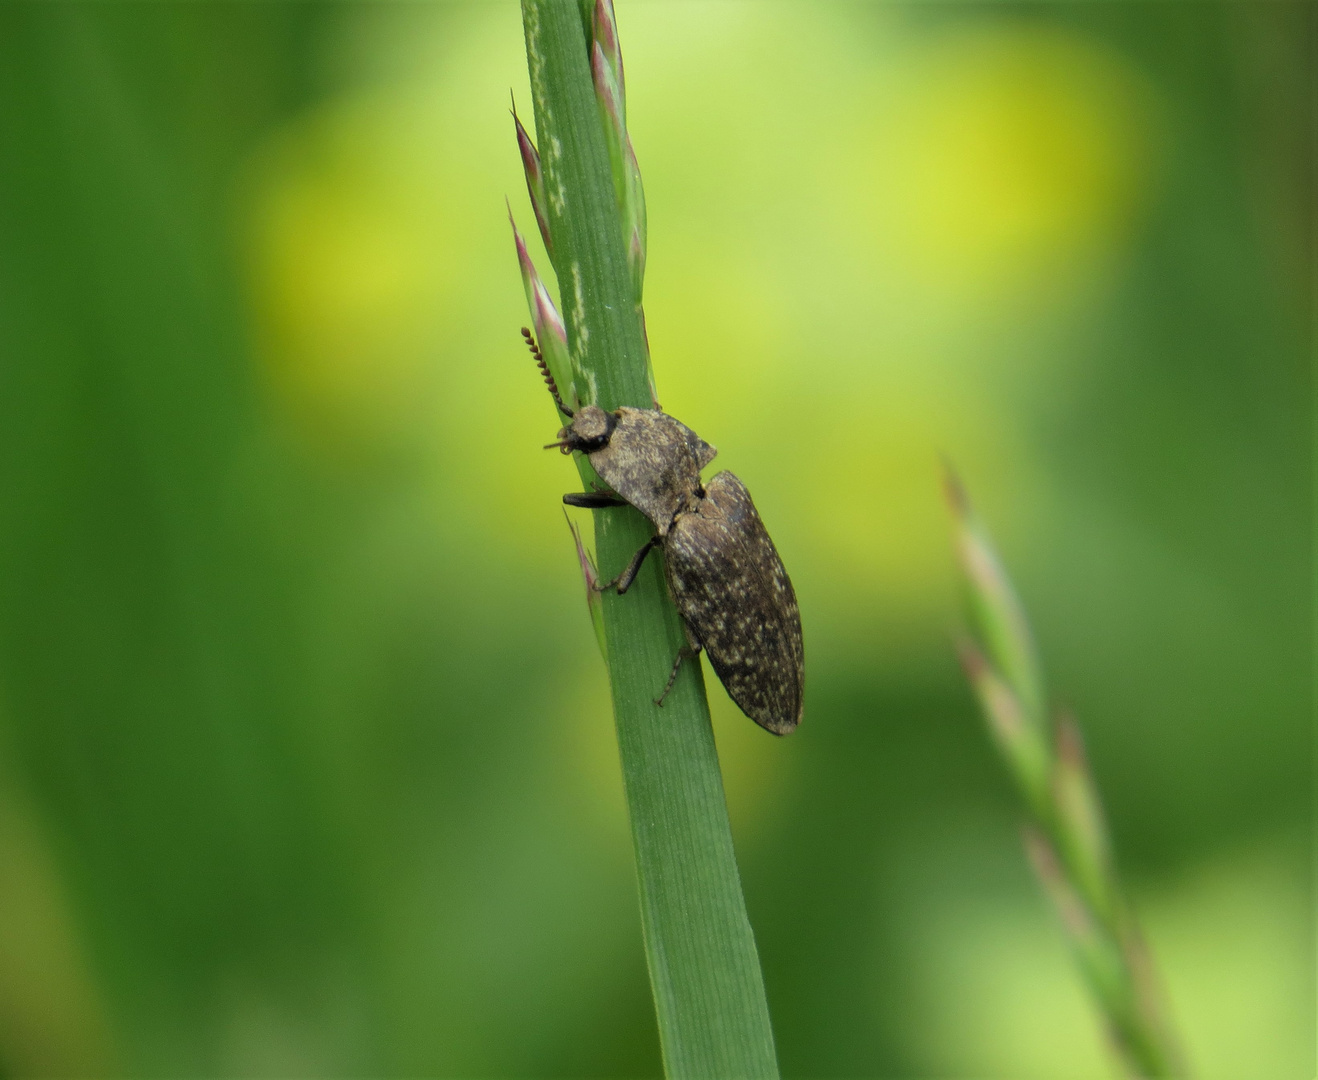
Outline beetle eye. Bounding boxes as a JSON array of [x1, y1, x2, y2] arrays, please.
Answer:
[[567, 406, 616, 452]]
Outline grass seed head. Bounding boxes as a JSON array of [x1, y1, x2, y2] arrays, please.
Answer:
[[512, 104, 553, 258], [510, 211, 574, 412]]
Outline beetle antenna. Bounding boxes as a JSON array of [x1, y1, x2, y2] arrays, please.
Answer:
[[522, 327, 573, 417]]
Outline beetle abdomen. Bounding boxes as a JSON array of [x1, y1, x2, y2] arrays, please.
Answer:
[[664, 471, 803, 735]]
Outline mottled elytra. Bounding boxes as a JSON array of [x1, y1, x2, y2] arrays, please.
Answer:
[[526, 329, 803, 735]]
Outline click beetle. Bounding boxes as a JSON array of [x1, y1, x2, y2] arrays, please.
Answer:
[[527, 328, 803, 735]]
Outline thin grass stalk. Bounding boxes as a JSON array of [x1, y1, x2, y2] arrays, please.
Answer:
[[514, 3, 779, 1076], [946, 470, 1188, 1079]]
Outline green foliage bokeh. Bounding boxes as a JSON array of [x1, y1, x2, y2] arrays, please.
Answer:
[[0, 3, 1309, 1077]]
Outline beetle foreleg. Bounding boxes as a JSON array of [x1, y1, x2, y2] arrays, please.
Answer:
[[654, 643, 702, 708], [563, 491, 628, 509]]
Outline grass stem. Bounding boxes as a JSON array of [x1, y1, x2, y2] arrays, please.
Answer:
[[516, 4, 779, 1076]]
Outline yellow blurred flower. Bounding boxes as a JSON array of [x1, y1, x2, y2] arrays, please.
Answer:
[[864, 23, 1157, 306]]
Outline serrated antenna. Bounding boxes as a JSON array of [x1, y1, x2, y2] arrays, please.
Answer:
[[522, 326, 573, 417]]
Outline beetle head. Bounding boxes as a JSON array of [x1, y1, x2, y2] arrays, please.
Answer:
[[547, 404, 616, 455]]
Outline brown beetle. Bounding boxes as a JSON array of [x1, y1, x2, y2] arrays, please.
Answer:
[[529, 330, 803, 735]]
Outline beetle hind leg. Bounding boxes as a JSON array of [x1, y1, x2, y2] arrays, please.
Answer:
[[654, 643, 702, 708]]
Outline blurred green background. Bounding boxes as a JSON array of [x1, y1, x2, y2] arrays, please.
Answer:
[[0, 2, 1310, 1077]]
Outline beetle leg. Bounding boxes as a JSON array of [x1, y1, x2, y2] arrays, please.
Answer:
[[597, 535, 659, 595], [654, 643, 702, 708], [563, 491, 628, 509]]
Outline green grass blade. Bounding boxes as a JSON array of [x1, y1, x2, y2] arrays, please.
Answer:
[[519, 3, 779, 1077], [946, 473, 1188, 1078]]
